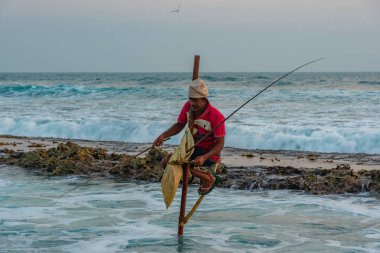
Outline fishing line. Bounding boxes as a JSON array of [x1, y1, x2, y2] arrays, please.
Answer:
[[186, 58, 325, 153]]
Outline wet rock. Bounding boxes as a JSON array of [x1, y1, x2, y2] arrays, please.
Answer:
[[27, 143, 46, 148], [110, 147, 168, 182], [219, 163, 379, 194], [11, 142, 108, 175], [0, 141, 379, 195], [357, 169, 380, 192], [0, 142, 169, 181], [300, 164, 360, 194]]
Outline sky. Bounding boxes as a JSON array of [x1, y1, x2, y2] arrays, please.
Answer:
[[0, 0, 379, 72]]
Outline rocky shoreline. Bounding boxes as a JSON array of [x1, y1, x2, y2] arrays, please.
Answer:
[[1, 135, 380, 195]]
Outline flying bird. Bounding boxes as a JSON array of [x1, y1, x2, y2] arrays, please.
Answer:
[[170, 2, 181, 13]]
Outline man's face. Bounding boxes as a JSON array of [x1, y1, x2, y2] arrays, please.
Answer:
[[189, 97, 207, 112]]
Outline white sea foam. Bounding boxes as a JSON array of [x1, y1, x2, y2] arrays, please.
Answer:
[[1, 116, 379, 153], [1, 166, 380, 252]]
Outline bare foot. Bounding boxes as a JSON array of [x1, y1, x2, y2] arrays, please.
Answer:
[[200, 175, 216, 191]]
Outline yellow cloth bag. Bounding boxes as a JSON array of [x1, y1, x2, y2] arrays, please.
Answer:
[[161, 127, 194, 208]]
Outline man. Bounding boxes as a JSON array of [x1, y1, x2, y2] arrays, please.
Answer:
[[154, 79, 226, 195]]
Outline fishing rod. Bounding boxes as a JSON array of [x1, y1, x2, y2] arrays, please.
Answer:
[[186, 58, 324, 153], [55, 138, 170, 202], [134, 137, 170, 157]]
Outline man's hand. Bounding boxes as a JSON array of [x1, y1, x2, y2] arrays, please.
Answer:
[[191, 155, 207, 167], [153, 134, 165, 146]]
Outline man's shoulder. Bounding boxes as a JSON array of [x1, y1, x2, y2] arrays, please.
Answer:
[[180, 100, 190, 111], [208, 102, 225, 118], [183, 100, 190, 108]]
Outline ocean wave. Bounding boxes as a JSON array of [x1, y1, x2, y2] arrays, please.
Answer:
[[358, 81, 380, 85], [0, 84, 186, 98], [1, 117, 379, 154], [0, 84, 107, 97], [226, 124, 380, 154], [0, 117, 182, 144], [201, 75, 241, 82], [200, 74, 271, 82]]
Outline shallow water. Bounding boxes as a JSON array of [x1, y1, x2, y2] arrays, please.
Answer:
[[1, 165, 379, 253]]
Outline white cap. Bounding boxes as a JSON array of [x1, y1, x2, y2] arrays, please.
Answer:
[[188, 79, 208, 99]]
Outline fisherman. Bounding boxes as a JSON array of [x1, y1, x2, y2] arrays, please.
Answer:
[[154, 79, 226, 195]]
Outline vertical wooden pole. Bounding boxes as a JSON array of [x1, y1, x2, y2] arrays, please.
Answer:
[[178, 163, 190, 237], [192, 55, 200, 81], [178, 55, 200, 237]]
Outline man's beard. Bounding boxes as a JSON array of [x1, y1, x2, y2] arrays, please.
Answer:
[[190, 105, 199, 112]]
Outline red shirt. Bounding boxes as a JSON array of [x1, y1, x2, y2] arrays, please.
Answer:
[[178, 101, 226, 162]]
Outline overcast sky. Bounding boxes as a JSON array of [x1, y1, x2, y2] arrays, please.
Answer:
[[0, 0, 379, 72]]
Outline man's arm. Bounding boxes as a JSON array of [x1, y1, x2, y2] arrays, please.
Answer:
[[153, 122, 186, 146], [191, 137, 224, 166]]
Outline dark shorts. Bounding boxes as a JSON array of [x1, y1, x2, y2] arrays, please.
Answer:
[[162, 147, 220, 173], [190, 147, 217, 167], [191, 148, 222, 173]]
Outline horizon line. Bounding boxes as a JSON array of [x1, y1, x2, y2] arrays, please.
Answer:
[[1, 71, 379, 74]]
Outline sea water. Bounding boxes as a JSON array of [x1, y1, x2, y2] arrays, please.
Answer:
[[0, 72, 379, 153], [1, 165, 380, 253], [1, 73, 380, 252]]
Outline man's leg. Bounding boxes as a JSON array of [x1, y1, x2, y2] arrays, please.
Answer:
[[161, 154, 172, 169], [189, 166, 216, 190]]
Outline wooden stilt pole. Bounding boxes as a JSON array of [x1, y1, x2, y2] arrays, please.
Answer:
[[178, 163, 190, 236], [178, 55, 200, 237]]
